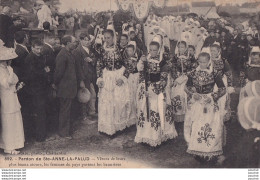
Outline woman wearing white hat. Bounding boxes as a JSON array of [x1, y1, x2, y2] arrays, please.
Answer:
[[240, 46, 260, 100], [184, 49, 226, 163], [135, 35, 177, 147], [96, 23, 132, 135], [169, 40, 195, 124], [210, 42, 234, 122], [123, 41, 139, 125], [0, 46, 25, 154]]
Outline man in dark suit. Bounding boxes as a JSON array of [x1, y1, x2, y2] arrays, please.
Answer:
[[12, 31, 30, 138], [42, 33, 59, 135], [203, 29, 216, 47], [12, 31, 29, 80], [54, 35, 78, 139], [7, 16, 26, 47], [87, 21, 96, 36], [23, 39, 50, 142], [73, 32, 97, 124], [0, 6, 13, 45], [118, 34, 128, 57], [229, 29, 241, 73], [42, 33, 57, 84]]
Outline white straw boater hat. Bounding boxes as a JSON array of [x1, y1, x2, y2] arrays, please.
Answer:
[[0, 46, 18, 60], [0, 39, 5, 47], [238, 97, 260, 130]]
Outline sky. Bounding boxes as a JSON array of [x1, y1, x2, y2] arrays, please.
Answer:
[[58, 0, 118, 13], [58, 0, 260, 13]]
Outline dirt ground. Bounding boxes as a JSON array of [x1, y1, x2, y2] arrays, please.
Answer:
[[1, 85, 259, 168]]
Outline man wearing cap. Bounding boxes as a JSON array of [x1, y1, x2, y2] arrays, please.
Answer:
[[73, 32, 97, 123], [0, 6, 13, 45]]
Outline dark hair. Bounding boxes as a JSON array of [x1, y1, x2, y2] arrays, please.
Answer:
[[43, 21, 50, 31], [149, 41, 160, 49], [61, 35, 73, 46], [127, 44, 135, 51], [104, 29, 114, 37], [79, 32, 90, 40], [14, 31, 26, 44], [177, 41, 187, 47], [121, 34, 128, 40], [31, 39, 43, 47], [188, 45, 195, 51], [198, 52, 210, 60]]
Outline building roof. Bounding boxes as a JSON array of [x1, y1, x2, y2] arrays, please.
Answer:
[[191, 1, 216, 7]]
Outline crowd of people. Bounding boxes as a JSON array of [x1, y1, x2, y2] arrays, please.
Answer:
[[0, 1, 260, 167]]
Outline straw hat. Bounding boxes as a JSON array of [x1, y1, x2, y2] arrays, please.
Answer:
[[0, 39, 4, 47], [0, 46, 18, 61], [77, 88, 91, 103], [238, 97, 260, 130]]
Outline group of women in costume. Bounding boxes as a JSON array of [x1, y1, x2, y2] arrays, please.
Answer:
[[94, 20, 247, 164]]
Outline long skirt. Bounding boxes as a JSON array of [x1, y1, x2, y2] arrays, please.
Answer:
[[184, 94, 224, 158], [97, 67, 134, 135], [135, 82, 178, 147], [171, 75, 188, 122], [0, 111, 25, 150], [214, 75, 231, 122], [128, 73, 139, 124]]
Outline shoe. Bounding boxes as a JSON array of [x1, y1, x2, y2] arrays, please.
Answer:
[[4, 150, 20, 155]]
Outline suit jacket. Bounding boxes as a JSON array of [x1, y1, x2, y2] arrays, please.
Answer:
[[11, 44, 29, 81], [7, 24, 25, 47], [0, 14, 13, 44], [87, 24, 95, 36], [23, 52, 49, 96], [42, 44, 56, 84], [54, 47, 77, 99], [73, 45, 97, 90]]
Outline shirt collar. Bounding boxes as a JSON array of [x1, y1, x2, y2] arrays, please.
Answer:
[[82, 45, 89, 54]]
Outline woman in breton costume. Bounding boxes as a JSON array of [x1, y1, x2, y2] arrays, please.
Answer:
[[184, 49, 226, 163], [123, 41, 140, 124], [210, 42, 234, 122], [0, 46, 25, 154], [239, 46, 260, 101], [135, 35, 177, 147], [96, 22, 132, 135], [170, 41, 195, 123]]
